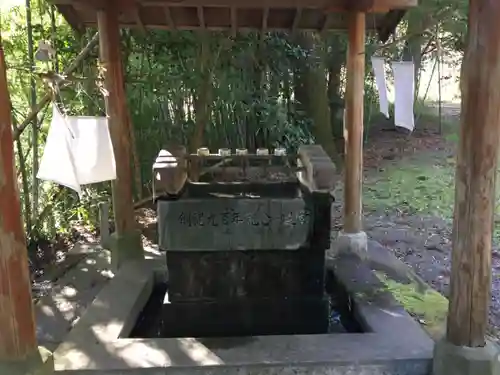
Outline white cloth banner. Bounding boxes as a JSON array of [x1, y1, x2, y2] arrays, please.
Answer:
[[37, 105, 81, 194], [37, 104, 116, 195], [69, 113, 116, 185], [371, 57, 390, 118], [392, 61, 415, 132]]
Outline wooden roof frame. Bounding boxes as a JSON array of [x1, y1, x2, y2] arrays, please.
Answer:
[[51, 0, 416, 41]]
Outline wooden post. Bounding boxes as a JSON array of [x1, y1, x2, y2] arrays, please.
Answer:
[[446, 0, 500, 348], [0, 31, 38, 360], [343, 12, 365, 233], [97, 6, 141, 258]]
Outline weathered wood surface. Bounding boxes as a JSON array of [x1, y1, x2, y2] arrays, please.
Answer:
[[97, 10, 138, 238], [0, 33, 38, 360], [158, 198, 311, 251], [343, 12, 365, 234], [53, 0, 417, 35], [446, 0, 500, 348]]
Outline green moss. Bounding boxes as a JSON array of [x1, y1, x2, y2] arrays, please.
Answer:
[[375, 271, 448, 341]]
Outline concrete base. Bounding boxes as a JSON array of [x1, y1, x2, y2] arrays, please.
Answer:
[[0, 347, 54, 375], [109, 230, 144, 270], [53, 255, 433, 375], [433, 339, 500, 375], [333, 231, 368, 259]]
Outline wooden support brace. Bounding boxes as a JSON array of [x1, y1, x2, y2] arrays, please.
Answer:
[[230, 7, 237, 37], [262, 7, 269, 34], [133, 5, 147, 33], [292, 8, 302, 33], [164, 6, 175, 29], [197, 6, 206, 29]]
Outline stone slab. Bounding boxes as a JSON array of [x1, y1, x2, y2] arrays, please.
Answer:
[[166, 248, 325, 302], [36, 245, 114, 352], [58, 362, 429, 375], [328, 251, 434, 347], [53, 256, 433, 375], [56, 335, 430, 374], [157, 198, 311, 251]]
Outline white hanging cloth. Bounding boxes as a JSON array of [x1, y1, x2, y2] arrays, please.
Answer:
[[37, 104, 116, 195], [392, 61, 416, 132], [69, 112, 116, 185], [370, 57, 390, 118], [37, 104, 81, 194]]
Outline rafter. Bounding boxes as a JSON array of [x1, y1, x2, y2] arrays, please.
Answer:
[[292, 7, 302, 33], [261, 7, 269, 34], [197, 6, 206, 29], [164, 6, 176, 29], [53, 0, 417, 12], [230, 6, 237, 37], [133, 5, 147, 33], [321, 13, 332, 35]]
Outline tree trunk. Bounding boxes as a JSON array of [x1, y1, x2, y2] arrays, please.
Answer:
[[325, 33, 347, 157], [294, 32, 339, 162], [446, 0, 500, 348], [402, 14, 431, 94], [191, 31, 213, 153]]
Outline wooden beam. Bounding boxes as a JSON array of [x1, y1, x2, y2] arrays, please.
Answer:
[[197, 6, 206, 28], [343, 11, 365, 234], [91, 23, 378, 32], [230, 6, 237, 37], [133, 5, 147, 33], [133, 0, 418, 10], [262, 7, 269, 33], [64, 5, 85, 33], [164, 6, 175, 29], [292, 7, 302, 33], [55, 0, 417, 16], [321, 13, 332, 35], [97, 10, 139, 245], [0, 31, 38, 361], [446, 0, 500, 348]]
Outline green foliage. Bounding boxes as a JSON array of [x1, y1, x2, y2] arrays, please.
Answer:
[[364, 158, 456, 217]]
